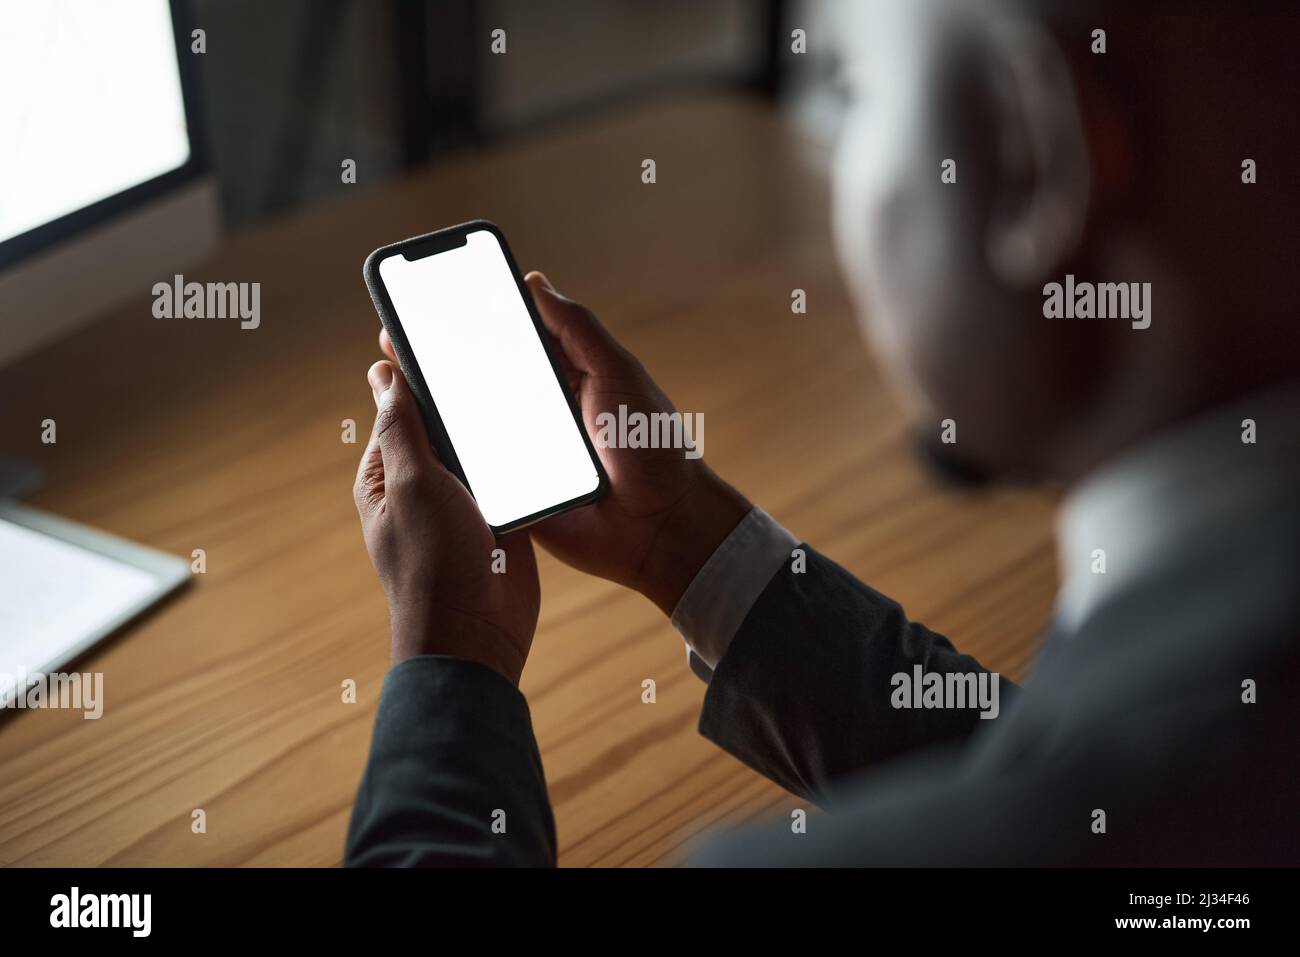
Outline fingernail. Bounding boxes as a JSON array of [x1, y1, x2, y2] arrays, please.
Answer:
[[533, 271, 555, 292], [368, 363, 394, 406]]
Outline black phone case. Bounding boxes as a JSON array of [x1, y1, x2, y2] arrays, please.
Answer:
[[361, 219, 608, 535]]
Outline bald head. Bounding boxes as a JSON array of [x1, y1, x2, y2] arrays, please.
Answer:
[[830, 0, 1298, 485]]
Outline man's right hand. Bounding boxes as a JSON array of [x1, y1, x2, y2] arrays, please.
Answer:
[[376, 271, 750, 617]]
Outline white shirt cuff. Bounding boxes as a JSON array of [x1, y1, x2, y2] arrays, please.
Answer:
[[670, 506, 799, 674]]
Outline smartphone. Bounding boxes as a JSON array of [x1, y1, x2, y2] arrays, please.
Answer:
[[362, 220, 607, 534]]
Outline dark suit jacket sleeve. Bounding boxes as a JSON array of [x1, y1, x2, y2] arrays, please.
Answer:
[[345, 655, 556, 867], [698, 545, 1018, 802]]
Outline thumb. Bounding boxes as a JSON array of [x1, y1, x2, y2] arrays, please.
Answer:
[[525, 271, 634, 376], [366, 360, 435, 487]]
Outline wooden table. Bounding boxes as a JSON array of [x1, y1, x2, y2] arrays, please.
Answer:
[[0, 95, 1057, 866]]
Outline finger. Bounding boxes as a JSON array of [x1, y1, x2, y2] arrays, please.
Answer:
[[353, 426, 387, 518], [378, 327, 397, 362], [366, 360, 437, 495], [495, 529, 537, 578], [355, 362, 405, 518], [525, 271, 634, 376]]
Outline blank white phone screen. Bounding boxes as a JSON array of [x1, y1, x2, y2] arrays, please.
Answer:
[[377, 229, 599, 528]]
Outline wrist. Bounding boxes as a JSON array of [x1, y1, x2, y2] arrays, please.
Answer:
[[389, 606, 526, 686], [636, 469, 751, 618]]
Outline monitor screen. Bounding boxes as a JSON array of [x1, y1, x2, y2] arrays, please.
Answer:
[[0, 0, 193, 249]]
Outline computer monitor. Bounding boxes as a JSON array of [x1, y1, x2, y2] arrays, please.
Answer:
[[0, 0, 219, 366]]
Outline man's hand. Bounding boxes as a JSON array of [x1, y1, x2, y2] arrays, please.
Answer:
[[376, 271, 750, 617], [353, 360, 539, 684]]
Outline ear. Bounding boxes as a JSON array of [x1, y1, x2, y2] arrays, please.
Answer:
[[981, 18, 1091, 288]]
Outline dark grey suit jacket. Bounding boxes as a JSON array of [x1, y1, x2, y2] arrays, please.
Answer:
[[345, 500, 1300, 866]]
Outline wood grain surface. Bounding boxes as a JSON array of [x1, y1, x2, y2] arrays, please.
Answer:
[[0, 95, 1057, 866]]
